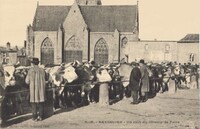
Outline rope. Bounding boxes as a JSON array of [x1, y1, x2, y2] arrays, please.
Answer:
[[3, 74, 198, 95]]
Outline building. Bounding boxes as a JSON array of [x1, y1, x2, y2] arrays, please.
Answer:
[[126, 34, 199, 64], [177, 34, 199, 64], [26, 0, 139, 65], [0, 42, 18, 65], [26, 0, 199, 65], [0, 42, 29, 65]]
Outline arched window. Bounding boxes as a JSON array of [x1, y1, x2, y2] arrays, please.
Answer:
[[65, 35, 82, 50], [41, 37, 54, 65], [94, 38, 108, 65], [64, 35, 82, 63], [121, 37, 128, 48]]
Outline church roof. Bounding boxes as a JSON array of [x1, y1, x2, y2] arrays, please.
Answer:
[[33, 6, 71, 31], [178, 34, 199, 43], [79, 5, 137, 32], [32, 5, 137, 32]]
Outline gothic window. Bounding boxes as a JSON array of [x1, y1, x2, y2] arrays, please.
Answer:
[[65, 35, 82, 50], [41, 37, 54, 65], [94, 38, 108, 65], [64, 35, 82, 63], [121, 37, 128, 48]]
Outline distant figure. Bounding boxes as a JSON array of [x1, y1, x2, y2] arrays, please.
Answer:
[[129, 63, 141, 104], [0, 64, 5, 97], [139, 59, 150, 102], [25, 58, 46, 122]]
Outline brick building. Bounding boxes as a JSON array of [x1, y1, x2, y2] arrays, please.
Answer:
[[26, 0, 139, 65]]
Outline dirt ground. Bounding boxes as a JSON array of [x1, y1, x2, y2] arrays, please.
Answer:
[[2, 89, 200, 129]]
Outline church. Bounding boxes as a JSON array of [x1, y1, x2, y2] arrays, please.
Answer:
[[26, 0, 139, 65]]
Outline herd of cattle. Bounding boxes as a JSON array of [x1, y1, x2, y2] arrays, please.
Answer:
[[1, 60, 199, 120]]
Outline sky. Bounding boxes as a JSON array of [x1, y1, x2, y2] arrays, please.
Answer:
[[0, 0, 200, 47]]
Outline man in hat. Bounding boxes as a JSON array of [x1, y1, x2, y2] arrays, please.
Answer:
[[129, 63, 141, 104], [25, 58, 46, 121], [139, 59, 149, 102]]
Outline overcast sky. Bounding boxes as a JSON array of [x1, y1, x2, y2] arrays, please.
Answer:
[[0, 0, 199, 47]]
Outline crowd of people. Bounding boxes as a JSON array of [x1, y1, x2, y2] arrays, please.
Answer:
[[0, 58, 199, 124], [129, 60, 199, 105]]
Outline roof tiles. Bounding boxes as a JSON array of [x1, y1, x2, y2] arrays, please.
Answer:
[[32, 5, 137, 32]]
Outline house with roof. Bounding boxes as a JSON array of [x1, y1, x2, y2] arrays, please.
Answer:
[[26, 0, 139, 65], [177, 34, 199, 64]]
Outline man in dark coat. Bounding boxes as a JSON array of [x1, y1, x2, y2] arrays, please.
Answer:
[[25, 58, 46, 121], [139, 59, 150, 102], [129, 63, 141, 104]]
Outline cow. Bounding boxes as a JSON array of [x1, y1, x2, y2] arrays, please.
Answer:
[[45, 63, 78, 109], [113, 63, 133, 98], [150, 65, 167, 93], [106, 64, 124, 100], [1, 65, 27, 120]]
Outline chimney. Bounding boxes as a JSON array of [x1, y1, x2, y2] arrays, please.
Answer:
[[24, 40, 27, 48], [6, 42, 11, 51]]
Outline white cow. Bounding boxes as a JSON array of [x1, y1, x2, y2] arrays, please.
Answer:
[[46, 63, 78, 108], [3, 65, 15, 87]]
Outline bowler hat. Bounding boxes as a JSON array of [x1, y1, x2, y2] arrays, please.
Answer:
[[139, 59, 145, 64], [31, 58, 40, 63]]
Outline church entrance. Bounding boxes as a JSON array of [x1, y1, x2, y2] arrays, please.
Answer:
[[94, 38, 108, 65], [41, 37, 54, 65], [64, 36, 82, 63]]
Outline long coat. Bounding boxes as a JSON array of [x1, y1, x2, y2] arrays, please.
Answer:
[[25, 66, 46, 103], [129, 67, 141, 91], [140, 64, 150, 93]]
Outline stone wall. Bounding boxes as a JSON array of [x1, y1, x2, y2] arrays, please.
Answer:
[[127, 40, 177, 63]]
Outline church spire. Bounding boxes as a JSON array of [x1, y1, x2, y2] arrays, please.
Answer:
[[37, 1, 39, 7], [136, 0, 139, 31], [75, 0, 102, 5]]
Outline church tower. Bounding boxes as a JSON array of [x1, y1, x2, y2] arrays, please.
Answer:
[[76, 0, 102, 5]]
